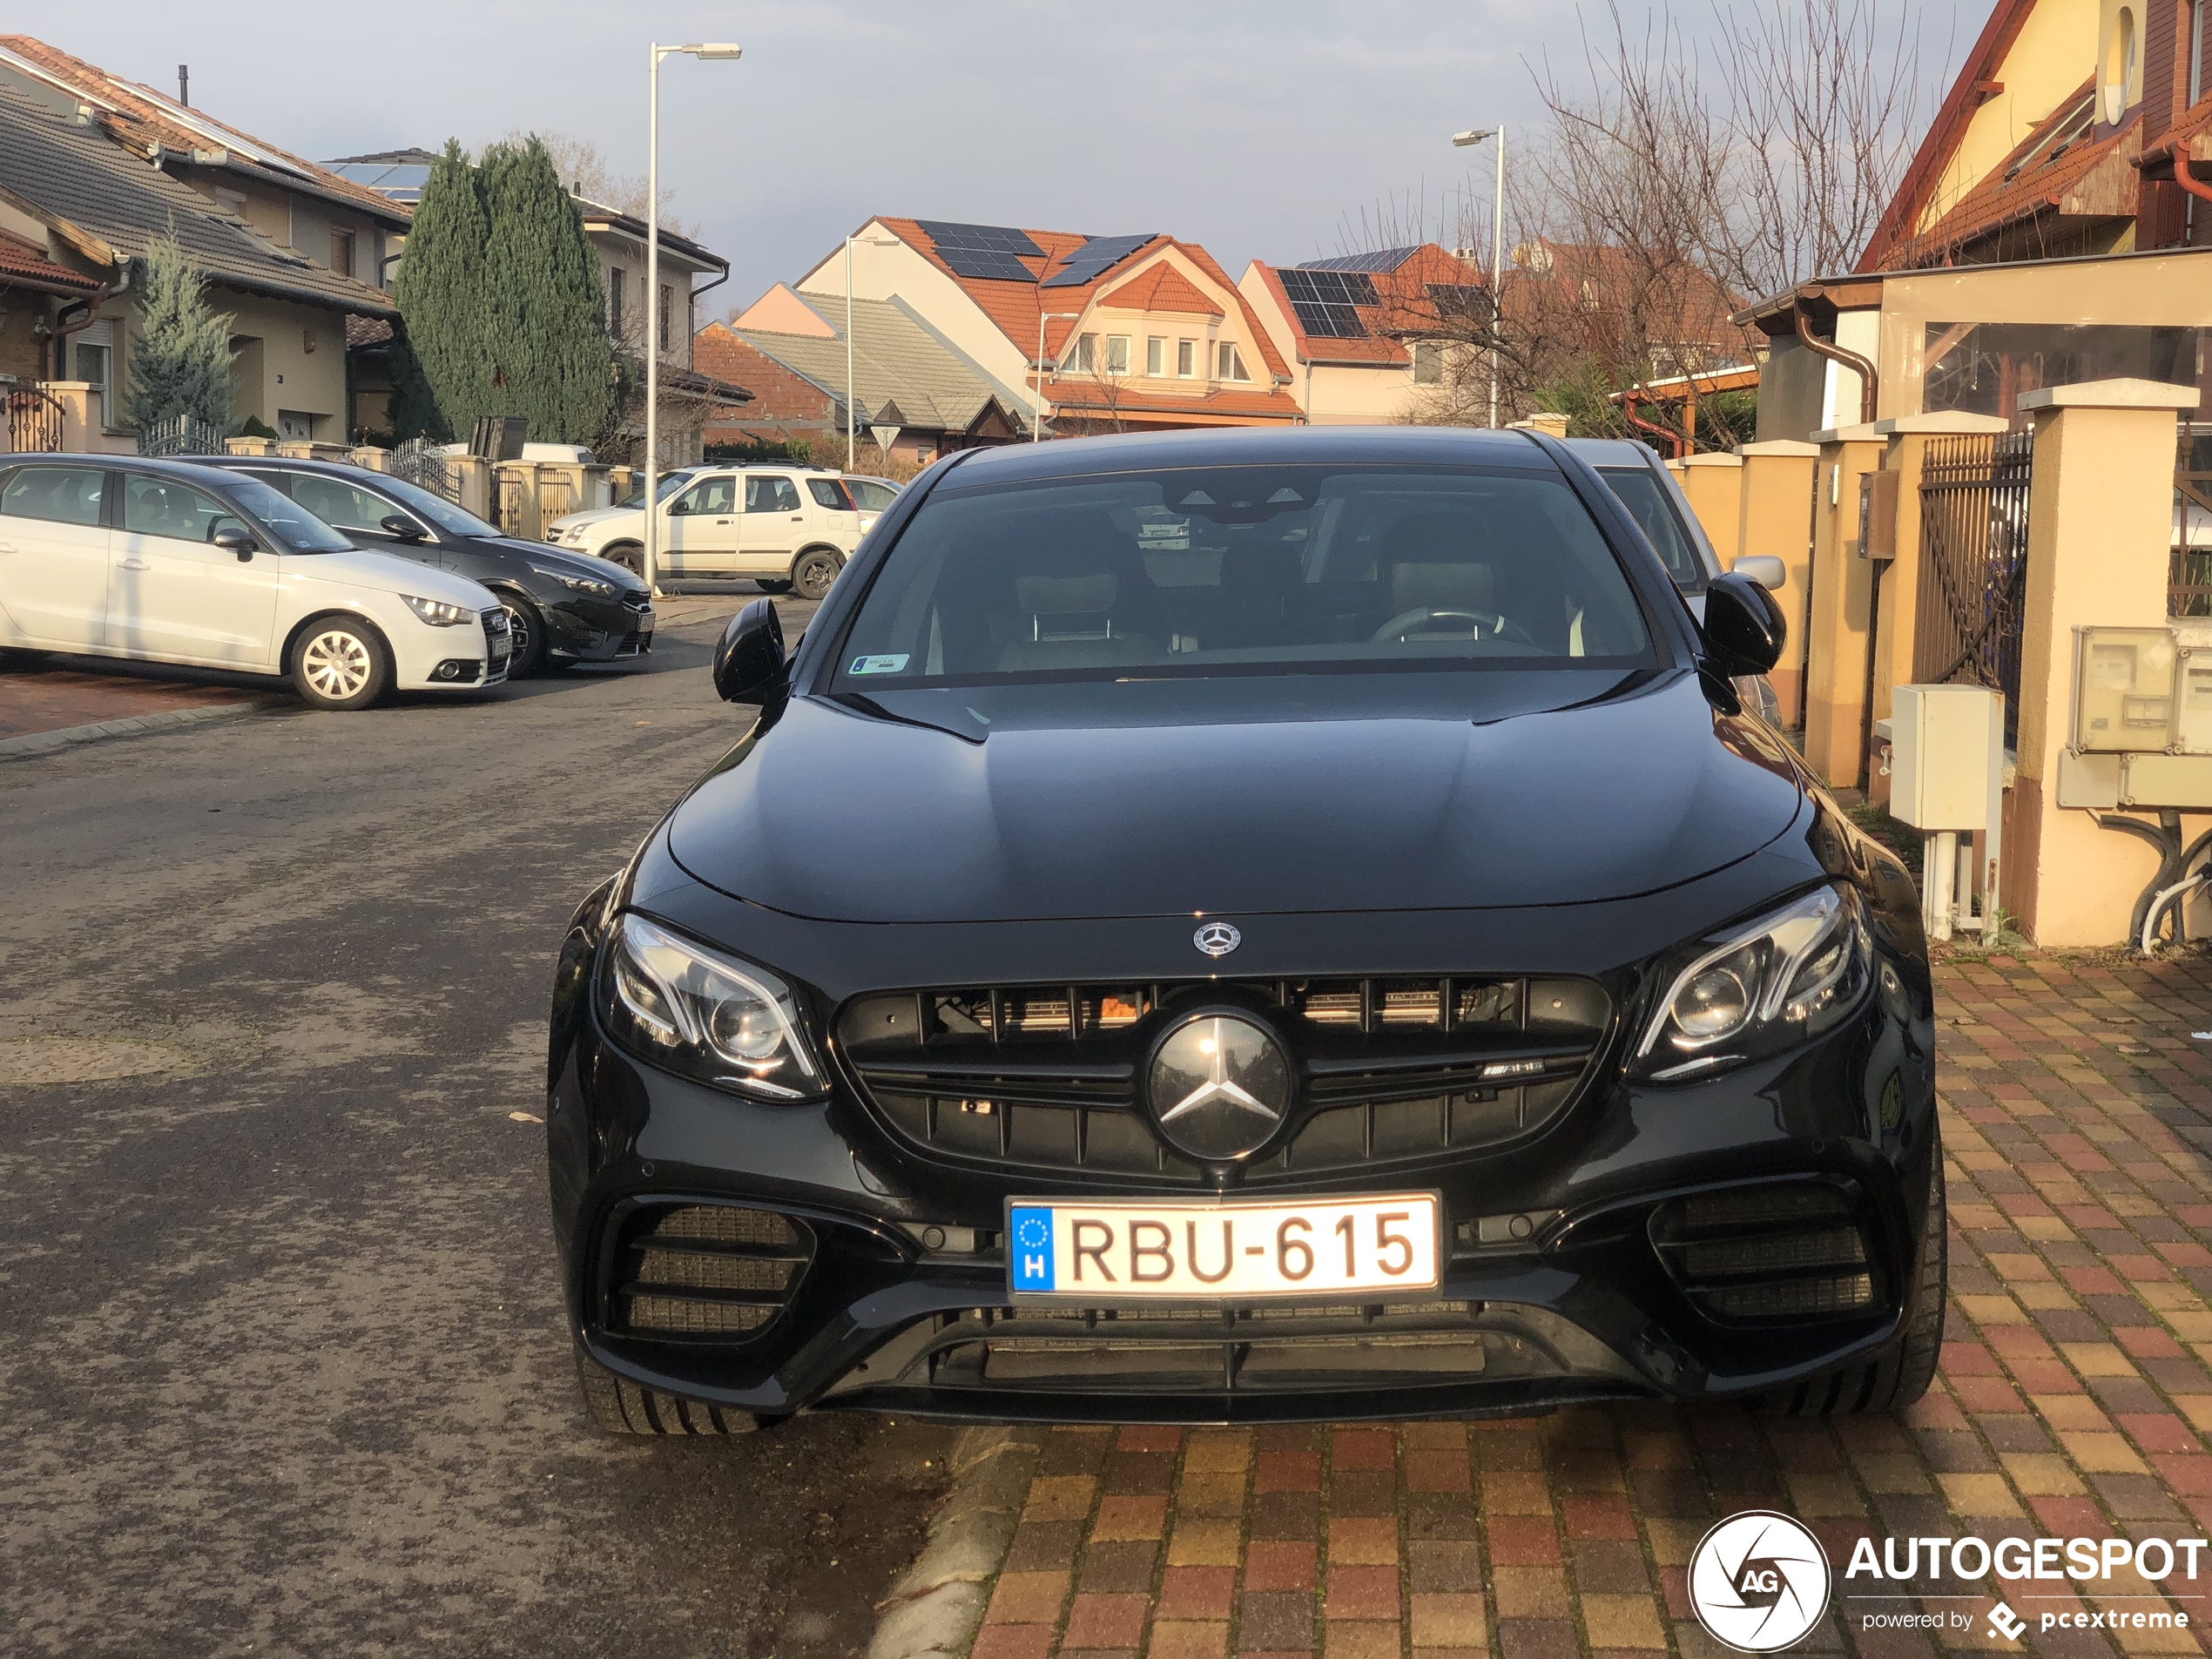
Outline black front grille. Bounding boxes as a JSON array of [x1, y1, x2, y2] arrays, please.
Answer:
[[838, 975, 1609, 1186], [609, 1204, 813, 1341], [1650, 1183, 1877, 1324]]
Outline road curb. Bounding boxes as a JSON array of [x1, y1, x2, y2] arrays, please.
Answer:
[[0, 697, 278, 762], [867, 1424, 1043, 1659]]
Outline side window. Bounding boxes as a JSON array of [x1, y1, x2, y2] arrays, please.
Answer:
[[291, 474, 406, 534], [676, 475, 735, 516], [0, 466, 105, 526], [122, 475, 247, 543], [806, 477, 852, 510], [746, 475, 801, 514]]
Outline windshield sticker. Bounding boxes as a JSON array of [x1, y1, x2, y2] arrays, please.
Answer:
[[848, 654, 910, 676]]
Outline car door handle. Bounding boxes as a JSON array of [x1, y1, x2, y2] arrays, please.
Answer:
[[790, 515, 805, 522], [715, 518, 731, 525], [0, 541, 15, 555], [118, 556, 152, 571]]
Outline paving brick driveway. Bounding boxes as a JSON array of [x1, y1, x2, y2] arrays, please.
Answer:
[[958, 950, 2212, 1659]]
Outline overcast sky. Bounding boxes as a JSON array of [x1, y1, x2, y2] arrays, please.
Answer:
[[64, 1, 1978, 312]]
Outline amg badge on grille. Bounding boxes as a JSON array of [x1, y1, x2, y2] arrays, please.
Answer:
[[1192, 921, 1241, 957], [1147, 1012, 1290, 1161]]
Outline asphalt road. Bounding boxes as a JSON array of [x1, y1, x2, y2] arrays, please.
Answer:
[[0, 598, 955, 1659]]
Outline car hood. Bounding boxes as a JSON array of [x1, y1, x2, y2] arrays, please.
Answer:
[[293, 546, 492, 609], [549, 504, 645, 534], [479, 538, 637, 586], [666, 669, 1805, 924]]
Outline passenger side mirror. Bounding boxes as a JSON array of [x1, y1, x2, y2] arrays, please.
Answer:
[[212, 527, 259, 561], [380, 515, 426, 543], [713, 597, 787, 705], [1702, 571, 1787, 677], [1731, 554, 1787, 590]]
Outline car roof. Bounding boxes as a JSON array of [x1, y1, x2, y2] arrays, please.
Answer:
[[196, 455, 406, 480], [946, 424, 1560, 487], [6, 453, 264, 489], [1560, 437, 1666, 470]]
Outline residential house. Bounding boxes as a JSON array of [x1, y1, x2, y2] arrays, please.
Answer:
[[791, 219, 1302, 435], [1738, 0, 2212, 438], [704, 287, 1023, 464], [0, 36, 407, 441]]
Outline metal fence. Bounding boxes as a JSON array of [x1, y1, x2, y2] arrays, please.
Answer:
[[390, 436, 454, 502], [2, 386, 63, 454], [1913, 430, 2034, 745], [136, 414, 224, 457]]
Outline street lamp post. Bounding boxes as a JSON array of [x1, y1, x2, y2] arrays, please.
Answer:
[[844, 232, 901, 470], [1032, 312, 1084, 441], [1451, 125, 1507, 429], [644, 40, 740, 597]]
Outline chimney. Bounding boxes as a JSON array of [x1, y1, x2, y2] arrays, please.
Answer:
[[178, 64, 190, 107]]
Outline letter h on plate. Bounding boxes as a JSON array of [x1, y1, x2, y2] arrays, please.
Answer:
[[1010, 1206, 1055, 1291]]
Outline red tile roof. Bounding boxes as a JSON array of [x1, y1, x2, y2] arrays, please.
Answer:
[[0, 228, 94, 292], [1100, 262, 1221, 316], [1247, 244, 1487, 368], [1035, 375, 1302, 425]]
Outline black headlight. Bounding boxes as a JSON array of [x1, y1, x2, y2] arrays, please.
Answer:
[[596, 913, 826, 1101], [1631, 884, 1873, 1082]]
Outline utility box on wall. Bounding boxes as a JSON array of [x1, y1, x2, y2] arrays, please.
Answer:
[[1890, 684, 2003, 830], [1857, 469, 1898, 562]]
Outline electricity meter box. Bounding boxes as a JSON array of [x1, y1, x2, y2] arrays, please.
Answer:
[[2181, 628, 2212, 755], [1890, 684, 2004, 831], [2074, 626, 2178, 752]]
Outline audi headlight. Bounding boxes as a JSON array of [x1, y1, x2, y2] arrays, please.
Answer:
[[1634, 885, 1872, 1082], [597, 913, 825, 1101], [401, 594, 474, 627], [533, 565, 618, 598]]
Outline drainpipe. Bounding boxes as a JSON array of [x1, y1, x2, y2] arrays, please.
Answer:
[[1791, 295, 1878, 425], [48, 258, 131, 381], [1618, 388, 1683, 457]]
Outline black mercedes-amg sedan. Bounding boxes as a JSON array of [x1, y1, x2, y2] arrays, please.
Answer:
[[545, 425, 1943, 1437]]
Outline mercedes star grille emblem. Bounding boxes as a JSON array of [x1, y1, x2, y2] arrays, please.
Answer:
[[1147, 1012, 1291, 1161], [1193, 921, 1242, 957]]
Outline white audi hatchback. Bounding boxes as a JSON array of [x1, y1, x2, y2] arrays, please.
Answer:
[[0, 456, 510, 710]]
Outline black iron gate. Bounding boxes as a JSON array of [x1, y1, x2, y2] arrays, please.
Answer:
[[2, 385, 63, 454], [1913, 430, 2033, 745]]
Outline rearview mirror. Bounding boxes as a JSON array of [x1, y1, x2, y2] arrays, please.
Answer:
[[380, 515, 426, 543], [212, 527, 259, 560], [1732, 554, 1787, 590], [713, 597, 787, 705], [1702, 571, 1787, 677]]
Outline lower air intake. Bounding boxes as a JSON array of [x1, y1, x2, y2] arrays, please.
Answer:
[[1650, 1183, 1877, 1325], [610, 1204, 812, 1341]]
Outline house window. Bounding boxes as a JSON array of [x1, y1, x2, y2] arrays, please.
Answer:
[[2193, 0, 2207, 105], [610, 267, 625, 335], [329, 227, 355, 279], [1177, 339, 1196, 377], [72, 325, 113, 429], [1104, 334, 1130, 374], [1068, 333, 1096, 373], [1412, 341, 1443, 385], [658, 284, 674, 351], [1146, 336, 1164, 376], [1217, 341, 1250, 382]]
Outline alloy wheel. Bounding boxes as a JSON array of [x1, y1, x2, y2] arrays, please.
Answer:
[[503, 604, 535, 670], [301, 629, 372, 701], [794, 551, 841, 602]]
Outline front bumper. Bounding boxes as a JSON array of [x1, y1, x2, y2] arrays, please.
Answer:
[[544, 824, 1940, 1426], [547, 596, 655, 663]]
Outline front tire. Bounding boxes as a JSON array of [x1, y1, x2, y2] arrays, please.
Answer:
[[290, 616, 391, 711], [602, 542, 644, 579], [755, 577, 792, 595], [502, 597, 545, 677], [792, 548, 843, 602], [573, 1339, 759, 1437]]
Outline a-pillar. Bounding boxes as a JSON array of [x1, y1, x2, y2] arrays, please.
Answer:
[[1864, 412, 2011, 809], [1735, 440, 1820, 727], [2006, 378, 2205, 946], [1802, 423, 1886, 787]]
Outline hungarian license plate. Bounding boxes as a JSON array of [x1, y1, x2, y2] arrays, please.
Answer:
[[1007, 1194, 1440, 1301]]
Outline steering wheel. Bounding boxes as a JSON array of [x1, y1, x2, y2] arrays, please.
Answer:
[[1371, 607, 1541, 648]]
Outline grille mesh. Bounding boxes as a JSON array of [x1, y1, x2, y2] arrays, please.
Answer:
[[1651, 1183, 1880, 1325], [610, 1204, 812, 1341]]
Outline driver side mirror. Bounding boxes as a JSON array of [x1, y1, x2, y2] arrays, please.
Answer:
[[380, 515, 426, 543], [212, 527, 260, 561], [713, 597, 787, 705], [1702, 571, 1786, 677], [666, 496, 689, 516]]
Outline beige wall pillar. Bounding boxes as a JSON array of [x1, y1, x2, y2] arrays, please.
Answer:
[[447, 454, 491, 522], [350, 446, 392, 474], [2006, 380, 2205, 945], [1673, 453, 1745, 566], [1803, 426, 1886, 787], [1735, 440, 1819, 726], [1865, 413, 2012, 807]]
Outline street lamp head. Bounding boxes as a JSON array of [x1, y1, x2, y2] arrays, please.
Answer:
[[1452, 128, 1495, 147], [682, 43, 744, 58]]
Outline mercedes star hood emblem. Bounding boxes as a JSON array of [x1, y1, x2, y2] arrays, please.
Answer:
[[1147, 1012, 1291, 1161]]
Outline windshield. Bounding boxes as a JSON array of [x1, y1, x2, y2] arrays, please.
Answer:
[[373, 472, 502, 539], [617, 472, 695, 509], [1595, 466, 1708, 593], [833, 464, 1655, 689], [223, 475, 354, 553]]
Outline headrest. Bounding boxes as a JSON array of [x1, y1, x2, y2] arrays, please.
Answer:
[[1220, 543, 1302, 595], [1016, 573, 1116, 616], [1391, 561, 1494, 617]]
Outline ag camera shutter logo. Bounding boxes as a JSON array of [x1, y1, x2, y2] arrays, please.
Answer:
[[1689, 1511, 1832, 1653]]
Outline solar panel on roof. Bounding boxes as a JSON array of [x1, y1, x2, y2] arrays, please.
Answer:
[[1300, 247, 1420, 274], [915, 219, 1045, 258], [1042, 233, 1156, 287], [936, 248, 1039, 282], [1277, 268, 1370, 338]]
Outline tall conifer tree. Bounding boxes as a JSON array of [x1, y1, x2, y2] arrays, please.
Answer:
[[479, 137, 614, 444], [389, 139, 490, 441], [127, 233, 232, 431]]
